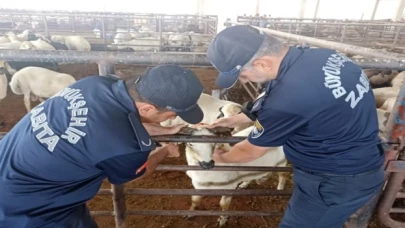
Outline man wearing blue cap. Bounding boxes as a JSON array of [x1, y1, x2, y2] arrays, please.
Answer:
[[207, 25, 385, 228], [0, 64, 204, 228]]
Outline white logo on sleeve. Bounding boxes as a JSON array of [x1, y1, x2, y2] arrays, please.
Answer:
[[141, 139, 152, 147], [251, 120, 265, 139]]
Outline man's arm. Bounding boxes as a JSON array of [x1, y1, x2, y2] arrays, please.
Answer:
[[213, 139, 269, 163], [143, 123, 185, 136], [137, 144, 179, 180], [96, 144, 179, 185]]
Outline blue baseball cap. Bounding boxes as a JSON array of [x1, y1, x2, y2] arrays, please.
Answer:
[[207, 25, 265, 89], [135, 64, 204, 124]]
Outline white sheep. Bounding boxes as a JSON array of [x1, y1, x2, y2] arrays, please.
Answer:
[[0, 66, 8, 101], [0, 41, 22, 50], [20, 39, 56, 50], [168, 34, 191, 51], [380, 97, 396, 112], [392, 71, 405, 88], [373, 87, 400, 108], [109, 37, 161, 52], [218, 103, 253, 134], [377, 108, 390, 138], [113, 33, 133, 44], [51, 35, 91, 51], [160, 93, 242, 127], [0, 36, 11, 44], [185, 125, 288, 227], [9, 67, 76, 112], [369, 70, 399, 87]]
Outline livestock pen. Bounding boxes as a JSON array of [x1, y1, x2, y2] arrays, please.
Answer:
[[0, 9, 218, 52], [0, 41, 404, 227], [1, 36, 405, 227]]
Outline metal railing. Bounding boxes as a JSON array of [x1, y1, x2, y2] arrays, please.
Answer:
[[0, 9, 218, 52], [230, 17, 405, 49]]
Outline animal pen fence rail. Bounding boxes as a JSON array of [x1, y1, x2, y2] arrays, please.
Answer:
[[231, 17, 405, 50], [0, 9, 218, 52], [1, 28, 405, 227]]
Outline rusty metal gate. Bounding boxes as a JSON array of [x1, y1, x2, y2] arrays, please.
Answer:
[[1, 27, 405, 227]]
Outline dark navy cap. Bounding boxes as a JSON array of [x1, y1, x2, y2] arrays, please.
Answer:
[[135, 64, 204, 124], [207, 25, 265, 89]]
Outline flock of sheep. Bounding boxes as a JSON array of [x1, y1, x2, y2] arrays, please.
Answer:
[[108, 27, 212, 52]]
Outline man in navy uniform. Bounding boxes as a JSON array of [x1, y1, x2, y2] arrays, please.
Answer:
[[0, 65, 204, 228], [207, 25, 385, 228]]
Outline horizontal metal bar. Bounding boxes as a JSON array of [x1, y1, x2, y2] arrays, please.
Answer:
[[90, 210, 284, 217], [0, 50, 404, 70], [97, 189, 293, 196], [155, 165, 292, 172], [390, 208, 405, 213], [257, 28, 405, 61], [0, 50, 211, 66], [385, 160, 405, 172]]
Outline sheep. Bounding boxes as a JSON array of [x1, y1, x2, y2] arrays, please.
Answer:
[[51, 35, 91, 51], [184, 125, 288, 227], [9, 67, 76, 112], [377, 108, 391, 137], [217, 103, 253, 134], [373, 87, 400, 108], [0, 66, 8, 101], [368, 70, 399, 88], [380, 97, 396, 112], [108, 37, 160, 52], [0, 41, 22, 50], [20, 39, 56, 50], [160, 93, 242, 127], [168, 34, 191, 51], [0, 36, 11, 44], [392, 71, 405, 88], [113, 33, 133, 44]]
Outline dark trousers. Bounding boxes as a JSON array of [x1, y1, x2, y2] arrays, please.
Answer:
[[59, 204, 98, 228], [279, 166, 385, 228]]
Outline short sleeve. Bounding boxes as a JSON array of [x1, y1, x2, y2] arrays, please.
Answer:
[[96, 152, 150, 185], [248, 108, 308, 147]]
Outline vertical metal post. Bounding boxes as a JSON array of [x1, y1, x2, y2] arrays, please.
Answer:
[[101, 18, 107, 46], [314, 24, 318, 37], [393, 26, 401, 47], [371, 0, 380, 20], [97, 62, 124, 227], [340, 25, 347, 42], [9, 15, 15, 29], [98, 62, 114, 76], [112, 184, 127, 228], [42, 16, 49, 37], [158, 18, 163, 51], [71, 16, 76, 35], [313, 0, 321, 20]]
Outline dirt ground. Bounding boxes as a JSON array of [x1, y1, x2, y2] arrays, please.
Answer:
[[0, 63, 399, 228]]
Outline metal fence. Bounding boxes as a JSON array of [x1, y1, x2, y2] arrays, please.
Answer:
[[1, 26, 405, 227], [0, 9, 218, 52], [232, 17, 405, 50]]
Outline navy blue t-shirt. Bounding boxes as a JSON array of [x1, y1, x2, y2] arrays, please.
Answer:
[[248, 47, 384, 175], [0, 76, 156, 227]]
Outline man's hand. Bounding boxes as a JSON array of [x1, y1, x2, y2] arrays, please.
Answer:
[[212, 147, 228, 163], [208, 117, 236, 128], [168, 124, 187, 135], [164, 144, 181, 158]]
